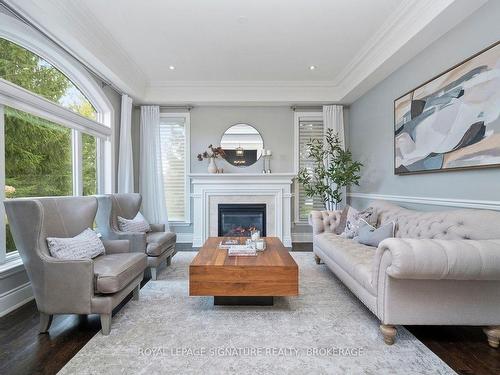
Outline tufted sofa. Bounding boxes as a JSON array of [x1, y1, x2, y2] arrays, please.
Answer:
[[310, 200, 500, 347]]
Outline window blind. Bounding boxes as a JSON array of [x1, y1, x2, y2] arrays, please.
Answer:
[[298, 120, 325, 221], [159, 117, 186, 222]]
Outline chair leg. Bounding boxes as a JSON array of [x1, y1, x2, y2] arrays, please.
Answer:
[[380, 324, 397, 345], [483, 326, 500, 348], [132, 284, 140, 301], [39, 312, 53, 334], [314, 255, 321, 264], [150, 267, 157, 281], [100, 314, 112, 335]]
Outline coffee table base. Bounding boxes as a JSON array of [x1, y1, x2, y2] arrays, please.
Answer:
[[214, 296, 274, 306]]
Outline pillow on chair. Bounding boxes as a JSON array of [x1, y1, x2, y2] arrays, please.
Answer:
[[117, 212, 151, 233], [47, 228, 105, 260]]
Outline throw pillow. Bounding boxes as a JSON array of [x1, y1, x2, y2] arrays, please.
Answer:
[[356, 221, 395, 247], [334, 205, 351, 235], [47, 228, 105, 260], [117, 212, 151, 233], [341, 206, 377, 239]]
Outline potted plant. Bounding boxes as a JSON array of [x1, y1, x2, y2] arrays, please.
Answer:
[[197, 145, 226, 173], [298, 129, 362, 210]]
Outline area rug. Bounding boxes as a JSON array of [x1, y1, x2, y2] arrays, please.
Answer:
[[59, 252, 455, 374]]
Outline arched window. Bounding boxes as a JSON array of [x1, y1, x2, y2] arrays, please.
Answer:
[[0, 13, 115, 263], [0, 38, 98, 120]]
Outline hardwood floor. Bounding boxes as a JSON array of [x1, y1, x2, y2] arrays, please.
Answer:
[[1, 246, 499, 375]]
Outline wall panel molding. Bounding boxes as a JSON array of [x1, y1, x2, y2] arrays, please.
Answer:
[[348, 192, 500, 211]]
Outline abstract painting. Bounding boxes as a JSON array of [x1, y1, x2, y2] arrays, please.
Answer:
[[394, 41, 500, 174]]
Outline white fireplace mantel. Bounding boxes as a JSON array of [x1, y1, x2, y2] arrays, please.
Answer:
[[189, 173, 295, 247]]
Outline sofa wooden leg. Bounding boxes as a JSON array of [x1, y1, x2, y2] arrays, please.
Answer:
[[150, 267, 157, 281], [132, 284, 140, 301], [314, 255, 321, 264], [100, 314, 111, 336], [380, 324, 397, 345], [483, 326, 500, 348], [39, 312, 53, 334]]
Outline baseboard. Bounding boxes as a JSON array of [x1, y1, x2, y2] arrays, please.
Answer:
[[0, 282, 33, 317], [291, 233, 312, 243], [175, 233, 193, 243], [348, 192, 500, 211]]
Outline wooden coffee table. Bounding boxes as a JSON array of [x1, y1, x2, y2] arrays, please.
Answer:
[[189, 237, 298, 305]]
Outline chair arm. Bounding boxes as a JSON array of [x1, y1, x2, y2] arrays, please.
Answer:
[[41, 256, 94, 314], [102, 239, 130, 254], [309, 210, 342, 234], [150, 223, 165, 232], [108, 230, 147, 253], [374, 238, 500, 281]]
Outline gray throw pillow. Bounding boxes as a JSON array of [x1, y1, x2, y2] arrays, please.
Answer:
[[47, 228, 105, 260], [356, 221, 395, 247]]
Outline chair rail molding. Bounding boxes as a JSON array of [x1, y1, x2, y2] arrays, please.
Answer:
[[348, 192, 500, 211]]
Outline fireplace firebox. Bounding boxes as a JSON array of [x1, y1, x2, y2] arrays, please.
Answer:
[[218, 204, 266, 237]]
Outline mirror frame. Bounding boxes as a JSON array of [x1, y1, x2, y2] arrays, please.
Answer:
[[220, 123, 264, 168]]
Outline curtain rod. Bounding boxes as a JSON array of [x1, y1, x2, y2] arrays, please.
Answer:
[[0, 1, 124, 96], [133, 105, 193, 111]]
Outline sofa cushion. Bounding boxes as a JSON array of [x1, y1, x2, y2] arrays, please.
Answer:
[[314, 232, 376, 294], [146, 232, 176, 256], [93, 253, 147, 294]]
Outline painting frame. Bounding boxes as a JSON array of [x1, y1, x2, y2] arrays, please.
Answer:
[[394, 40, 500, 175]]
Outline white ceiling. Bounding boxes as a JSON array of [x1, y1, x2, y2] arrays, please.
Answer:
[[6, 0, 489, 104]]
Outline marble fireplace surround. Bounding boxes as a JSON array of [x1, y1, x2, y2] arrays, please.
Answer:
[[190, 173, 295, 247]]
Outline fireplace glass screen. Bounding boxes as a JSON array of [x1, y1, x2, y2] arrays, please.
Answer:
[[218, 204, 266, 237]]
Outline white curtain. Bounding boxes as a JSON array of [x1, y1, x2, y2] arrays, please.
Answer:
[[139, 105, 169, 229], [323, 104, 345, 150], [323, 105, 346, 209], [117, 94, 134, 193]]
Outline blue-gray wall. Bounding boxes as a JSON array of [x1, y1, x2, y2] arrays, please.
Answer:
[[348, 0, 500, 211]]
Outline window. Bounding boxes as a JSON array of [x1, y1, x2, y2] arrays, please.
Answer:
[[0, 38, 97, 120], [0, 24, 113, 264], [294, 112, 325, 222], [159, 113, 190, 223]]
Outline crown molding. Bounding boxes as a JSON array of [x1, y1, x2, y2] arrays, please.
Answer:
[[4, 0, 489, 104], [3, 0, 148, 98], [337, 0, 489, 102]]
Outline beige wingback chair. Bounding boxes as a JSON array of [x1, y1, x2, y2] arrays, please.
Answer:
[[95, 193, 177, 280], [4, 196, 147, 335]]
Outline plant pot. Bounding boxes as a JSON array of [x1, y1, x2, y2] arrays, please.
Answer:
[[208, 157, 217, 173]]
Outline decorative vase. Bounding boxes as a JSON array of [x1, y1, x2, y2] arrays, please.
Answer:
[[207, 157, 217, 173]]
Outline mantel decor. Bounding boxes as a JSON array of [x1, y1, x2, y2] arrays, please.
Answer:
[[197, 144, 225, 173], [394, 41, 500, 175]]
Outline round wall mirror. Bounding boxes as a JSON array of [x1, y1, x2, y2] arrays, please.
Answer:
[[220, 123, 264, 167]]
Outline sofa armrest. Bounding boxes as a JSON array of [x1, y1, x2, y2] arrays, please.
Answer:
[[309, 210, 342, 234], [41, 256, 94, 314], [102, 239, 130, 254], [109, 230, 147, 253], [149, 223, 165, 232], [374, 238, 500, 281]]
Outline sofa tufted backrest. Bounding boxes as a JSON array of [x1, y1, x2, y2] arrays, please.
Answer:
[[371, 200, 500, 240], [309, 210, 341, 234]]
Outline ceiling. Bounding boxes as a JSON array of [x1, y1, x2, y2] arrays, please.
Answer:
[[5, 0, 489, 105]]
